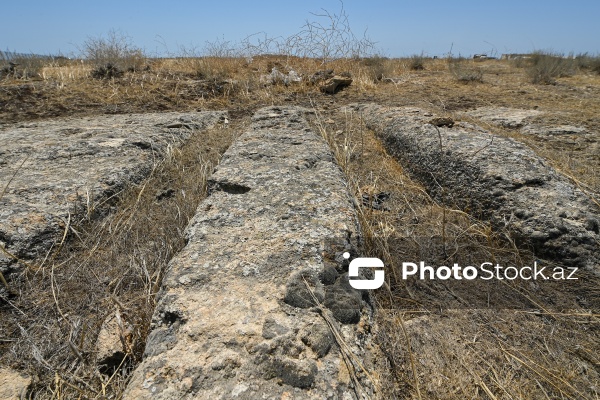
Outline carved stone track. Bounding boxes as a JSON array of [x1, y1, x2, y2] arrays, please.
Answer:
[[123, 106, 377, 399]]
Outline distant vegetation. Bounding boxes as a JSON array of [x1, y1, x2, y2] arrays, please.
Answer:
[[526, 51, 577, 84], [0, 50, 68, 79], [80, 29, 146, 78], [447, 56, 484, 83]]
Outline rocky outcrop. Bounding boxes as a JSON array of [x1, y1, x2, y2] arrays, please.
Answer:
[[123, 106, 377, 399], [351, 104, 600, 271], [321, 75, 353, 94], [0, 111, 226, 274], [260, 68, 302, 86]]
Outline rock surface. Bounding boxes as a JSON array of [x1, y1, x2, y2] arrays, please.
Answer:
[[351, 104, 600, 271], [123, 106, 377, 399], [463, 106, 542, 129], [96, 311, 131, 374], [0, 111, 226, 273], [521, 124, 588, 136], [0, 367, 31, 399], [321, 76, 353, 94], [260, 68, 302, 86]]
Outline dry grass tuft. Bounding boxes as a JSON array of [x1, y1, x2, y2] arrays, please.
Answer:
[[448, 57, 484, 83], [408, 54, 426, 71], [527, 51, 576, 84]]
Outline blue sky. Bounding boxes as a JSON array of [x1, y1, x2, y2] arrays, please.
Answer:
[[2, 1, 599, 57]]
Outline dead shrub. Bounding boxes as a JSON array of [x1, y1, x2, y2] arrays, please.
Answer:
[[575, 52, 600, 74], [511, 56, 530, 68], [90, 62, 123, 79], [0, 50, 51, 79], [361, 55, 389, 81], [409, 53, 426, 70], [527, 51, 575, 84], [448, 57, 483, 83], [81, 29, 146, 76]]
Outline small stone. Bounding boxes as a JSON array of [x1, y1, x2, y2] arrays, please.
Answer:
[[530, 231, 548, 242], [558, 209, 568, 218], [0, 367, 31, 399], [301, 322, 334, 358], [310, 69, 334, 84], [548, 228, 562, 239], [284, 270, 325, 308], [272, 357, 318, 389], [319, 265, 339, 285], [585, 218, 599, 234], [429, 117, 455, 128], [324, 274, 363, 324], [325, 290, 362, 324], [262, 317, 290, 339], [320, 76, 353, 94]]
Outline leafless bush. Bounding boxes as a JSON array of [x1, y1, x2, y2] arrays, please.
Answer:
[[528, 51, 575, 84], [361, 55, 389, 81], [238, 32, 286, 58], [287, 1, 376, 62], [203, 36, 239, 58], [80, 30, 146, 78], [575, 52, 600, 74], [510, 56, 530, 68], [202, 1, 376, 62]]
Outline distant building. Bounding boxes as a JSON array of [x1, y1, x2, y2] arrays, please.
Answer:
[[473, 54, 497, 60], [501, 53, 531, 60]]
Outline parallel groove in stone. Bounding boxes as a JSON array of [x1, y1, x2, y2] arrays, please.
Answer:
[[123, 106, 374, 399], [0, 111, 226, 271], [352, 103, 599, 272]]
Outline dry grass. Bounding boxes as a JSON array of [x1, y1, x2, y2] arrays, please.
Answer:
[[1, 54, 599, 398], [312, 108, 600, 399], [527, 51, 577, 85], [448, 57, 484, 83], [0, 119, 239, 398]]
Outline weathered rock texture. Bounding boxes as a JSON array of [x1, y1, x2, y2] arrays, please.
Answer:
[[351, 104, 600, 271], [123, 106, 377, 399], [321, 76, 353, 94], [463, 106, 542, 129], [0, 367, 31, 399], [0, 111, 226, 272], [96, 311, 132, 374], [466, 107, 600, 186]]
